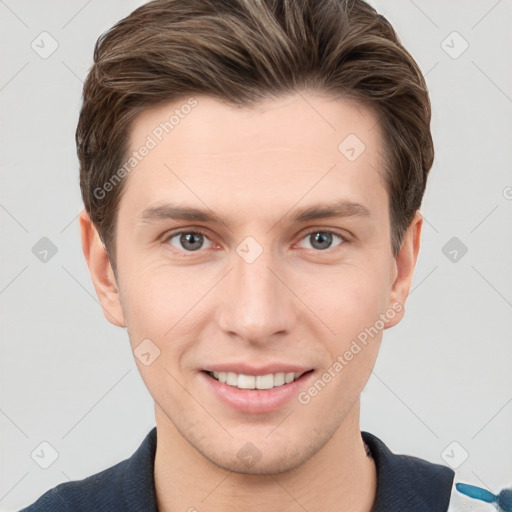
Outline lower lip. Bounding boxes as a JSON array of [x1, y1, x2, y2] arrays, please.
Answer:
[[199, 370, 315, 414]]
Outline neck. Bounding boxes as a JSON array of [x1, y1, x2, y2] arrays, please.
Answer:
[[154, 401, 377, 512]]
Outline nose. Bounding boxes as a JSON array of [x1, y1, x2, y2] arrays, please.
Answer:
[[216, 240, 296, 344]]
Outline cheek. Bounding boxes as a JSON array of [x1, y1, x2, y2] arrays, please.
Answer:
[[119, 263, 209, 344], [313, 275, 384, 400], [312, 264, 389, 339]]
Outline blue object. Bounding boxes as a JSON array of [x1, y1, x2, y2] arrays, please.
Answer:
[[498, 488, 512, 511], [456, 482, 512, 511]]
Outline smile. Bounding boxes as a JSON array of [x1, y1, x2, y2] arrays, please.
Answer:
[[206, 370, 307, 390], [200, 368, 315, 414]]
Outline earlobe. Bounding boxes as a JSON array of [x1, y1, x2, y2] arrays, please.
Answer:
[[385, 211, 423, 329], [79, 210, 126, 328]]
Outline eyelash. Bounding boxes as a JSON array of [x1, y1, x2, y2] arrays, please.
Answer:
[[162, 228, 349, 256]]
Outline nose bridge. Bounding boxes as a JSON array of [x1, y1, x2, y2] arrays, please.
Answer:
[[218, 237, 294, 340]]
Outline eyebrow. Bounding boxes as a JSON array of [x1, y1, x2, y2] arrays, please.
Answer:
[[138, 199, 372, 227]]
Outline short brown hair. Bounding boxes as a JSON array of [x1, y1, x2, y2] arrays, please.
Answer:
[[77, 0, 433, 273]]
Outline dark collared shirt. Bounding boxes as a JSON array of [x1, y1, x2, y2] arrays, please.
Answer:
[[20, 427, 455, 511]]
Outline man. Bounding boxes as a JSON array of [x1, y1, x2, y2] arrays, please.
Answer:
[[21, 0, 459, 510]]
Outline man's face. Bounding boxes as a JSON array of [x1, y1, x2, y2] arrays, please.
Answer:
[[84, 92, 419, 474]]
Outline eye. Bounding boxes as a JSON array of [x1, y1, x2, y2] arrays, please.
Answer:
[[296, 229, 346, 251], [165, 230, 213, 252], [163, 228, 347, 255]]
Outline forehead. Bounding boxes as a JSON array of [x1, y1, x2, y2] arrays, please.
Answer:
[[129, 92, 383, 159], [120, 92, 388, 222]]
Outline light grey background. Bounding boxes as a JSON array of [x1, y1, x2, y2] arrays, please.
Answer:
[[1, 1, 511, 510]]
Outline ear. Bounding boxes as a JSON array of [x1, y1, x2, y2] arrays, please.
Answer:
[[384, 210, 423, 328], [79, 210, 125, 328]]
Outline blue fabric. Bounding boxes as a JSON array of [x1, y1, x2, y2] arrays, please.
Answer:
[[20, 428, 454, 511]]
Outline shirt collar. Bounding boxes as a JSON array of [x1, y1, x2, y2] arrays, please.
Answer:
[[121, 426, 159, 511], [361, 431, 455, 511]]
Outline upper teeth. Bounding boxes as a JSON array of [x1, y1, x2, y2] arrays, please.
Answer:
[[211, 371, 303, 389]]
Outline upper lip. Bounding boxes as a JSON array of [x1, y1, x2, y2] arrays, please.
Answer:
[[202, 363, 313, 376]]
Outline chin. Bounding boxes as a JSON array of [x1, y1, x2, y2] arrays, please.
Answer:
[[196, 436, 320, 476]]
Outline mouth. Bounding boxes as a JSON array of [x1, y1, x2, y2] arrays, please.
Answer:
[[200, 368, 316, 413], [203, 369, 314, 390]]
